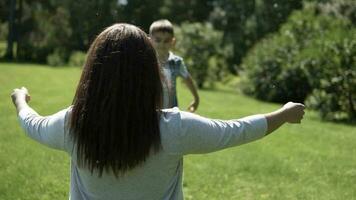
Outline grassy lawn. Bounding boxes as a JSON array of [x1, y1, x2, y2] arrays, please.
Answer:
[[0, 62, 355, 200]]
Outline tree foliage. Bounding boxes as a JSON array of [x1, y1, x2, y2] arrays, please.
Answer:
[[1, 0, 354, 122], [2, 0, 302, 67], [241, 3, 356, 122], [174, 22, 232, 88]]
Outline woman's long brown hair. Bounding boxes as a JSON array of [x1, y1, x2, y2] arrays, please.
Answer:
[[70, 24, 163, 177]]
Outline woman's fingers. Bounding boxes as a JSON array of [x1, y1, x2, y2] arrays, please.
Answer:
[[11, 87, 31, 103], [283, 102, 306, 123], [21, 86, 28, 93]]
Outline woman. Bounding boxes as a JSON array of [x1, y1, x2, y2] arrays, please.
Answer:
[[11, 23, 305, 200]]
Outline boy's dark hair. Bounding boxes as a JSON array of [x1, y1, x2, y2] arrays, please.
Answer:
[[70, 23, 163, 177], [149, 19, 174, 36]]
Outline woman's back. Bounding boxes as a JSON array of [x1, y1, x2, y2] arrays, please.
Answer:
[[70, 146, 183, 200], [68, 108, 185, 200], [18, 106, 267, 199]]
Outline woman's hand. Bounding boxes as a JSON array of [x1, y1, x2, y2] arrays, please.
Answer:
[[265, 102, 305, 135], [11, 87, 31, 104], [281, 102, 305, 123], [11, 87, 31, 113]]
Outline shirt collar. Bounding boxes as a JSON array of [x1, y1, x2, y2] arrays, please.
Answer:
[[167, 51, 174, 61]]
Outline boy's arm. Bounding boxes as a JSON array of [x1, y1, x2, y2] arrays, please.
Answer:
[[182, 75, 200, 112]]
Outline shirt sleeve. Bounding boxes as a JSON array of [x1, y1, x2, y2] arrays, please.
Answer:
[[174, 111, 267, 155], [177, 59, 190, 79], [18, 106, 71, 152]]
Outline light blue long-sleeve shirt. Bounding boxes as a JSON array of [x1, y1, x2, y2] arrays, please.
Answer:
[[18, 106, 267, 200]]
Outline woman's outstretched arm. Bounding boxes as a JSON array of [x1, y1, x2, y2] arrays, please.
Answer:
[[11, 87, 71, 151], [163, 102, 305, 155]]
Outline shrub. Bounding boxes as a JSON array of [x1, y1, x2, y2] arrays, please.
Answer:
[[241, 4, 356, 122], [305, 35, 356, 122], [240, 27, 312, 103], [68, 51, 86, 67], [174, 22, 232, 88], [47, 49, 66, 66]]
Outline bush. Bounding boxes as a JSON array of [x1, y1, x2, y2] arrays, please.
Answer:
[[68, 51, 86, 67], [174, 22, 232, 88], [305, 35, 356, 122], [241, 4, 356, 122], [240, 28, 312, 103], [47, 49, 66, 66]]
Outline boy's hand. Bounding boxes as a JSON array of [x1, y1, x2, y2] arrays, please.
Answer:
[[187, 100, 199, 113], [11, 87, 31, 106], [281, 102, 305, 123]]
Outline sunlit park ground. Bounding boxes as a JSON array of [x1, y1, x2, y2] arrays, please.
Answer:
[[0, 62, 355, 200]]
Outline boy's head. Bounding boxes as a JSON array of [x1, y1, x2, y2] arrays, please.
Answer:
[[149, 19, 175, 54]]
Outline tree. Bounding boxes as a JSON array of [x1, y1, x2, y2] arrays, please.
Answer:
[[240, 3, 356, 122], [209, 0, 302, 73], [5, 0, 16, 60], [117, 0, 164, 32], [66, 0, 118, 51], [175, 22, 231, 88]]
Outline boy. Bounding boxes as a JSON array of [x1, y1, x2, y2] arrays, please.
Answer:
[[149, 19, 200, 112]]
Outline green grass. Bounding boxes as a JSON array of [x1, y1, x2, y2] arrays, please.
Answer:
[[1, 62, 355, 200]]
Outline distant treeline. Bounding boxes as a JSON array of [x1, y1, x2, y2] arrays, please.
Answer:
[[1, 0, 302, 69], [1, 0, 355, 122]]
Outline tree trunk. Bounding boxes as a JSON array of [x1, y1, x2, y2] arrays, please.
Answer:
[[5, 0, 16, 60], [16, 0, 23, 59]]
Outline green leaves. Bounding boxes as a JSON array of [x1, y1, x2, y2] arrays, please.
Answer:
[[241, 3, 356, 122], [174, 22, 232, 88]]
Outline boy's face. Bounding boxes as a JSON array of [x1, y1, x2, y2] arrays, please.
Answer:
[[150, 31, 175, 55]]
